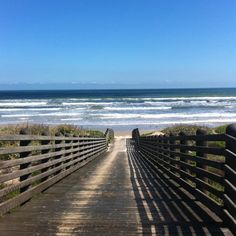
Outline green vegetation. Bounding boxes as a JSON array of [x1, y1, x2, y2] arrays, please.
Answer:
[[141, 124, 230, 137], [214, 124, 228, 134], [141, 131, 155, 137], [161, 125, 213, 135], [0, 124, 104, 137], [160, 124, 230, 135], [138, 124, 231, 151], [0, 124, 105, 161]]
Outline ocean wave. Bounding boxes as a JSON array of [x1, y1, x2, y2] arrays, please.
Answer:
[[61, 118, 83, 121], [86, 118, 236, 126], [1, 114, 33, 117], [0, 102, 48, 107], [4, 112, 235, 119], [125, 96, 236, 101], [0, 108, 61, 112], [104, 106, 172, 111], [224, 105, 236, 108], [1, 112, 83, 118], [144, 100, 236, 107], [68, 98, 103, 101], [62, 102, 112, 106], [89, 105, 104, 110], [1, 92, 236, 129], [66, 96, 236, 101], [99, 112, 236, 119]]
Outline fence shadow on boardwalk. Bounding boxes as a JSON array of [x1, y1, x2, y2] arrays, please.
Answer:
[[126, 139, 229, 236]]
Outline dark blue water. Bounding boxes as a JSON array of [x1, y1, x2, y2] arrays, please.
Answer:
[[0, 88, 236, 99], [0, 88, 236, 131]]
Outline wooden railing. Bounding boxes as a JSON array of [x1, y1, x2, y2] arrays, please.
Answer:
[[132, 125, 236, 233], [105, 128, 114, 142], [0, 128, 114, 216]]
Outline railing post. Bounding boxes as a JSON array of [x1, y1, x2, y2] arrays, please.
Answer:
[[156, 135, 161, 163], [19, 128, 31, 193], [105, 129, 109, 146], [77, 135, 83, 162], [134, 129, 140, 149], [196, 129, 207, 187], [196, 129, 207, 158], [226, 123, 236, 153], [54, 132, 63, 174], [163, 135, 170, 170], [72, 134, 79, 165], [81, 135, 86, 160], [153, 135, 158, 160], [105, 129, 110, 148], [169, 132, 178, 175], [224, 124, 236, 232], [41, 131, 51, 182], [179, 131, 188, 181], [105, 128, 114, 146], [64, 133, 72, 169]]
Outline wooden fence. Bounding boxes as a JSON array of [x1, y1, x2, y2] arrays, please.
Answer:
[[132, 125, 236, 233], [0, 128, 113, 216], [105, 128, 114, 142]]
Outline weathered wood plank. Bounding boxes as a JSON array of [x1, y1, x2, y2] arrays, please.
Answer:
[[0, 138, 233, 235], [0, 146, 107, 198], [0, 134, 105, 141], [0, 147, 106, 215], [0, 144, 106, 184], [0, 140, 106, 156]]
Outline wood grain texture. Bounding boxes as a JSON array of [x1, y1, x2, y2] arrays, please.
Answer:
[[0, 138, 233, 235], [133, 126, 236, 234]]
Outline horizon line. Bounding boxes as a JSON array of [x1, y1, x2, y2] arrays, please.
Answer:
[[0, 87, 236, 92]]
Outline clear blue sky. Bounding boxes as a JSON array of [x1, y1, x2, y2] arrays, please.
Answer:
[[0, 0, 236, 89]]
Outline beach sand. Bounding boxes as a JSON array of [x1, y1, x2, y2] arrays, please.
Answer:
[[114, 130, 132, 138], [114, 129, 163, 138]]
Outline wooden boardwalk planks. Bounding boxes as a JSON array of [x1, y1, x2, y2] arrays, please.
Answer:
[[0, 138, 233, 235]]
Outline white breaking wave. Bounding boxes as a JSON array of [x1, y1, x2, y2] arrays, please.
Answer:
[[5, 112, 233, 119], [124, 96, 236, 101], [104, 106, 172, 111], [61, 118, 83, 121], [1, 112, 83, 118], [144, 100, 236, 107], [99, 112, 236, 119], [68, 98, 103, 101], [1, 93, 236, 129], [0, 102, 47, 107], [62, 96, 236, 101], [85, 118, 236, 126], [0, 108, 61, 112], [1, 114, 33, 117], [62, 102, 112, 106]]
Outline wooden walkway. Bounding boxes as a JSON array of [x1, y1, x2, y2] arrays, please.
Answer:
[[0, 138, 233, 235]]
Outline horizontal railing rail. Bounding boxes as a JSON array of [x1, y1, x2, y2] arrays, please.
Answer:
[[0, 128, 114, 216], [132, 125, 236, 233]]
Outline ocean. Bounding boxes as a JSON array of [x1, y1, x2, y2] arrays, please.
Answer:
[[0, 88, 236, 131]]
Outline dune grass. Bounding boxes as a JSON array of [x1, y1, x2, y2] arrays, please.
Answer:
[[0, 123, 104, 137]]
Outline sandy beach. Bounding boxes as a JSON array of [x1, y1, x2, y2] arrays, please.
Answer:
[[114, 129, 164, 138]]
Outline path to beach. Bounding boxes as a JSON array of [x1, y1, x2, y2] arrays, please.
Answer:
[[0, 138, 231, 235]]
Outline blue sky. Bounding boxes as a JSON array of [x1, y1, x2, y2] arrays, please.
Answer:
[[0, 0, 236, 89]]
